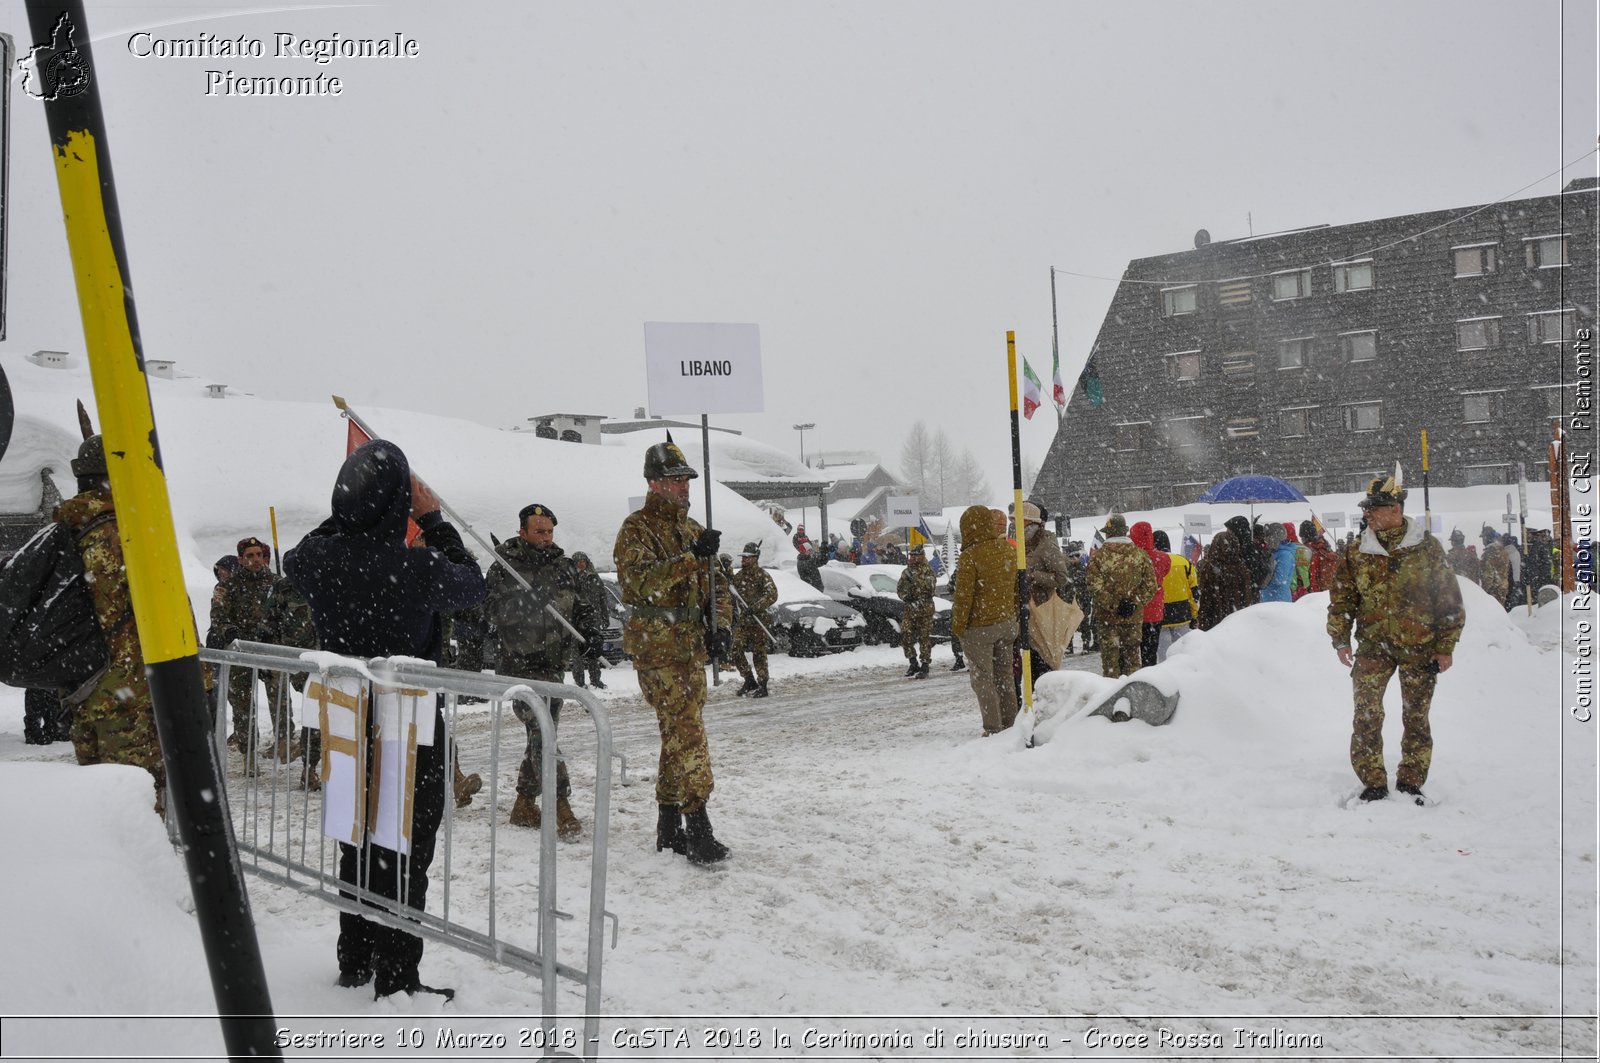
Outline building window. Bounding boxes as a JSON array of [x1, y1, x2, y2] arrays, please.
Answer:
[[1164, 415, 1209, 450], [1165, 350, 1202, 381], [1464, 464, 1510, 486], [1333, 260, 1374, 292], [1113, 422, 1151, 451], [1278, 337, 1310, 369], [1524, 235, 1568, 268], [1280, 408, 1312, 437], [1341, 331, 1377, 362], [1162, 286, 1197, 316], [560, 429, 583, 443], [1118, 486, 1155, 511], [1453, 244, 1498, 277], [535, 423, 558, 439], [1462, 393, 1501, 423], [1455, 317, 1501, 351], [1342, 402, 1381, 432], [1527, 310, 1575, 345], [1271, 269, 1312, 301], [1285, 474, 1322, 495], [1532, 383, 1573, 418]]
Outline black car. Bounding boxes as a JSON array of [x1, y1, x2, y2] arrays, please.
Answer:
[[768, 595, 867, 656], [817, 563, 953, 647], [596, 577, 629, 664]]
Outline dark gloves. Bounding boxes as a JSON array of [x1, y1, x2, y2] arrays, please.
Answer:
[[1115, 599, 1138, 619], [690, 528, 722, 559], [706, 627, 731, 660]]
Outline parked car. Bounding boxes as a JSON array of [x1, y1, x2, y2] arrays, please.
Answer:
[[763, 569, 866, 656], [816, 562, 953, 646], [596, 575, 629, 664]]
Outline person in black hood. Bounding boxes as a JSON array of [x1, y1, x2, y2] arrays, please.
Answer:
[[1224, 514, 1267, 604], [284, 439, 487, 1000]]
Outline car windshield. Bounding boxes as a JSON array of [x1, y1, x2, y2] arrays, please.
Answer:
[[868, 574, 898, 593]]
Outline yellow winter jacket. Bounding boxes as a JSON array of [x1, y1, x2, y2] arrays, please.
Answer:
[[951, 505, 1017, 637]]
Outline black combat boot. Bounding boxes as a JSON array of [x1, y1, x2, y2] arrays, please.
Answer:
[[1396, 782, 1426, 805], [735, 676, 757, 697], [1358, 786, 1389, 802], [905, 659, 920, 678], [683, 806, 730, 865], [750, 680, 769, 699], [656, 804, 687, 855], [916, 662, 929, 679]]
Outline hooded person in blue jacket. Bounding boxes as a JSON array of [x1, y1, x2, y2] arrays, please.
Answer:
[[285, 439, 487, 1000], [1259, 522, 1298, 603]]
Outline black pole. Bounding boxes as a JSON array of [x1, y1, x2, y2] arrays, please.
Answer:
[[23, 4, 280, 1056]]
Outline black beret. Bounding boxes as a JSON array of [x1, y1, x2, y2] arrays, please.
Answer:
[[519, 503, 557, 526]]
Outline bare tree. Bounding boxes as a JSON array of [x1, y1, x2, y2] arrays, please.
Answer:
[[930, 429, 956, 510], [899, 421, 932, 501], [950, 447, 992, 506], [1021, 456, 1039, 497]]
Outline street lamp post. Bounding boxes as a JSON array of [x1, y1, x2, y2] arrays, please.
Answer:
[[793, 422, 815, 539]]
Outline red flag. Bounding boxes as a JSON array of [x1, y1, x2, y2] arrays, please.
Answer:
[[346, 418, 424, 545]]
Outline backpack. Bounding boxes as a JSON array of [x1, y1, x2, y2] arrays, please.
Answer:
[[0, 518, 109, 691]]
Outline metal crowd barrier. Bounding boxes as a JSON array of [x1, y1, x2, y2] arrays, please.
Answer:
[[200, 641, 615, 1059]]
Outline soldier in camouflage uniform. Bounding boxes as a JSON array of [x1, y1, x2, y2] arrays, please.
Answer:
[[1479, 526, 1511, 607], [730, 542, 778, 697], [210, 535, 296, 762], [1328, 476, 1465, 804], [896, 548, 935, 679], [1085, 514, 1158, 679], [1445, 529, 1481, 585], [262, 577, 321, 788], [569, 551, 608, 689], [485, 503, 598, 838], [614, 437, 734, 865], [55, 436, 165, 813]]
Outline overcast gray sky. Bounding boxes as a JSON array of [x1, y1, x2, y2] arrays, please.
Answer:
[[3, 0, 1594, 500]]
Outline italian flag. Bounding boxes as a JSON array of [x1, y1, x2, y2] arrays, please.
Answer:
[[1051, 343, 1067, 409], [1021, 358, 1043, 420]]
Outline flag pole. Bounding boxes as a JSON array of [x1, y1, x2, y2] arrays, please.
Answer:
[[1420, 430, 1431, 532], [1008, 331, 1035, 746]]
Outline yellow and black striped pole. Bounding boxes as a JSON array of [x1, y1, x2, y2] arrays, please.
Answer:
[[25, 3, 279, 1055], [1007, 332, 1035, 738]]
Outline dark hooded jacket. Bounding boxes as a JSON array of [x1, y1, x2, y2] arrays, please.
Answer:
[[284, 440, 486, 662], [1196, 528, 1254, 631], [1224, 515, 1267, 603]]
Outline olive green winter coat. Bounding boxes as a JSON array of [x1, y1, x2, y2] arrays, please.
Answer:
[[951, 505, 1017, 638], [1327, 518, 1464, 658]]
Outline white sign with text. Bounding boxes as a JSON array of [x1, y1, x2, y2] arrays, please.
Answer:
[[1182, 513, 1213, 536], [885, 495, 921, 529], [643, 322, 764, 416]]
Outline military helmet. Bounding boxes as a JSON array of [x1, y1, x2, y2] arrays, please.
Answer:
[[741, 541, 761, 557], [70, 435, 107, 479], [1357, 473, 1407, 509], [642, 437, 697, 480], [1449, 528, 1465, 545]]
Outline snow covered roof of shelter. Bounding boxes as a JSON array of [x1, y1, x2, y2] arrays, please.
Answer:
[[604, 428, 830, 493]]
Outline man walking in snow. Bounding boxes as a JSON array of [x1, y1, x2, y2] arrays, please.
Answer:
[[897, 546, 936, 679], [210, 535, 294, 763], [614, 436, 733, 865], [1327, 474, 1464, 804], [1086, 514, 1158, 679]]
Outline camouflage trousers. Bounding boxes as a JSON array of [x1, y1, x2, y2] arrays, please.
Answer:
[[1350, 653, 1436, 790], [71, 686, 165, 801], [224, 667, 292, 751], [731, 622, 769, 685], [901, 604, 934, 665], [506, 661, 569, 802], [638, 659, 713, 812], [1095, 617, 1143, 678]]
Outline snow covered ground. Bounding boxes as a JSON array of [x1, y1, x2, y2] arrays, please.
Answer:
[[0, 355, 1594, 1059]]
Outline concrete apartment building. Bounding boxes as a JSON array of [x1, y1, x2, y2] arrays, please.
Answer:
[[1036, 178, 1596, 515]]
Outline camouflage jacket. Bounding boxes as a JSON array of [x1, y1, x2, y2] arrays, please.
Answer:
[[731, 563, 778, 634], [208, 564, 282, 649], [1480, 541, 1511, 602], [263, 577, 317, 650], [1327, 518, 1465, 658], [486, 537, 595, 669], [1061, 558, 1088, 604], [1446, 543, 1482, 585], [1085, 539, 1159, 620], [897, 561, 935, 609], [613, 492, 731, 666], [54, 489, 146, 710], [1024, 524, 1071, 605], [571, 553, 609, 641]]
